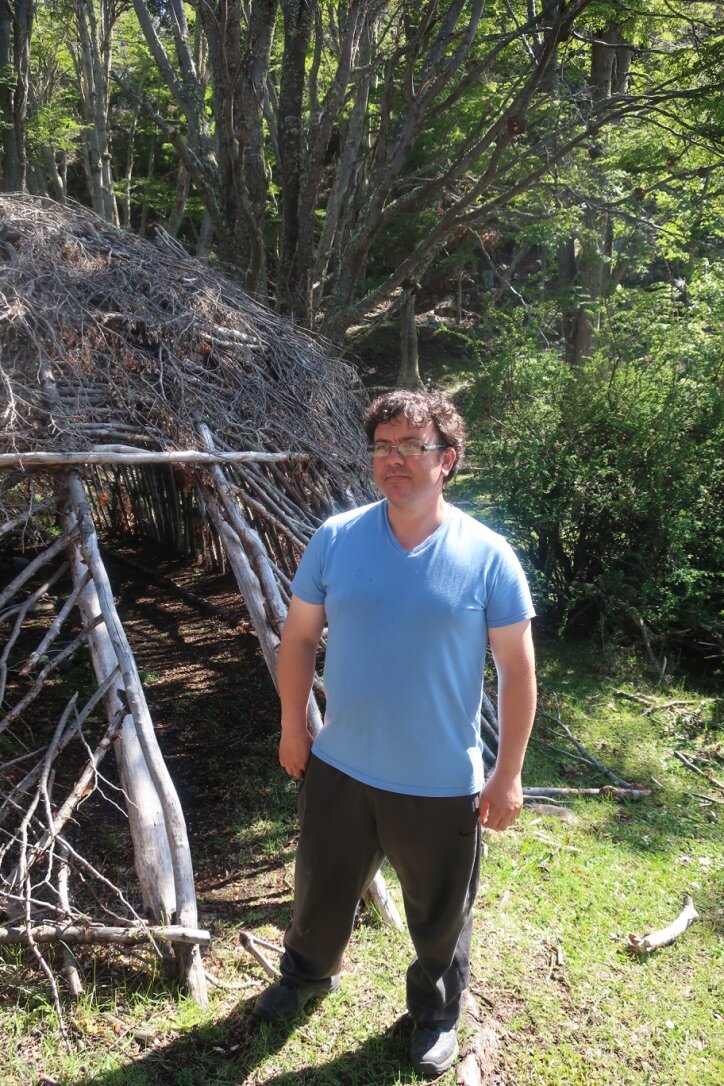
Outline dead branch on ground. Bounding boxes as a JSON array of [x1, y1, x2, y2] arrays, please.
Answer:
[[673, 751, 724, 793], [627, 894, 699, 954], [524, 786, 650, 800]]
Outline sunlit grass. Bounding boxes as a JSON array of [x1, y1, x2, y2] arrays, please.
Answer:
[[1, 640, 721, 1085]]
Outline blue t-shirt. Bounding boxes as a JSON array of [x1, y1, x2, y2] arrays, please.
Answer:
[[291, 500, 534, 797]]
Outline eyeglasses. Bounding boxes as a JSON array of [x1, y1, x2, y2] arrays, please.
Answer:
[[368, 440, 447, 459]]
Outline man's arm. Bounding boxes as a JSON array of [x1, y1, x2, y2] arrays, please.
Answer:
[[277, 594, 326, 780], [479, 618, 536, 831]]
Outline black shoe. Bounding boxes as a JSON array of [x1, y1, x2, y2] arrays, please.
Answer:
[[252, 977, 339, 1023], [410, 1023, 459, 1078]]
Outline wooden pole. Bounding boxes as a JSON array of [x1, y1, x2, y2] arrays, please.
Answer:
[[0, 923, 211, 946], [0, 449, 309, 468], [59, 502, 178, 932]]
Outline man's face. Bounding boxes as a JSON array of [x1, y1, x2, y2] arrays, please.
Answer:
[[372, 414, 457, 509]]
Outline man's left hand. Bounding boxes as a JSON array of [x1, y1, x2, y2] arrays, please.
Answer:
[[479, 769, 524, 831]]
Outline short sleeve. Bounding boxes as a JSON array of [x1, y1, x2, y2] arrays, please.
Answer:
[[290, 525, 328, 605], [485, 542, 535, 628]]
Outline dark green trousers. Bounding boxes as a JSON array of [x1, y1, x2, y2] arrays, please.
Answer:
[[280, 754, 481, 1026]]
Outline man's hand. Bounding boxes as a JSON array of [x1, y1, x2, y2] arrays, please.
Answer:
[[478, 767, 524, 831], [279, 723, 313, 780], [482, 619, 536, 831], [276, 596, 325, 781]]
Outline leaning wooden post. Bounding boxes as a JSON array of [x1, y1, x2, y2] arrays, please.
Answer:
[[65, 472, 208, 1005], [59, 497, 177, 931], [196, 423, 402, 930]]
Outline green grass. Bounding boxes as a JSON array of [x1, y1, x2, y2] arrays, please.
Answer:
[[1, 639, 721, 1085]]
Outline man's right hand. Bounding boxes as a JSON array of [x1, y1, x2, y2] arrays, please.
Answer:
[[276, 595, 325, 780], [279, 724, 313, 780]]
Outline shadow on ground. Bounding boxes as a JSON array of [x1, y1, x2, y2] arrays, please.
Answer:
[[76, 1000, 418, 1086]]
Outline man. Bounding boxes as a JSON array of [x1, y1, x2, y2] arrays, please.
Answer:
[[254, 390, 536, 1079]]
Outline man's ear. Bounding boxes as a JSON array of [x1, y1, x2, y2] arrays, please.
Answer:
[[441, 448, 457, 476]]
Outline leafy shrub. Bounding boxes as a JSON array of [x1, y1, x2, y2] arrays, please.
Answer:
[[465, 278, 723, 658]]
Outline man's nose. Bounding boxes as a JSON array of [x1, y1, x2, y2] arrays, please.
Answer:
[[387, 445, 406, 463]]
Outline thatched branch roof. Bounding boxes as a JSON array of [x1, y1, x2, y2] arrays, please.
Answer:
[[0, 195, 368, 485]]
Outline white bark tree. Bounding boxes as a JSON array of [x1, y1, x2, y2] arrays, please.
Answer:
[[69, 0, 118, 223]]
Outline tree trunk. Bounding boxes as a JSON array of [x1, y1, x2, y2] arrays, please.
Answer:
[[122, 80, 145, 228], [294, 0, 364, 323], [322, 0, 568, 340], [131, 0, 223, 250], [534, 0, 561, 92], [397, 286, 423, 389], [278, 0, 316, 314], [311, 10, 375, 321], [75, 0, 118, 223], [239, 0, 277, 294], [139, 140, 155, 236], [37, 145, 66, 203], [168, 164, 190, 237], [0, 0, 33, 192], [560, 22, 629, 364], [197, 209, 214, 259]]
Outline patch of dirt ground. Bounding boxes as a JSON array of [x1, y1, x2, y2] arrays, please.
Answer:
[[102, 545, 295, 937]]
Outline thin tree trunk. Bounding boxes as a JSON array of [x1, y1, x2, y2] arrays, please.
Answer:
[[563, 23, 628, 364], [397, 286, 423, 389], [75, 0, 118, 224], [0, 0, 33, 192], [168, 164, 190, 237], [139, 140, 155, 236], [122, 85, 145, 228], [278, 0, 316, 314]]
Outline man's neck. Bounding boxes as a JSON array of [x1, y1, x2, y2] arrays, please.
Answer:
[[386, 496, 449, 551]]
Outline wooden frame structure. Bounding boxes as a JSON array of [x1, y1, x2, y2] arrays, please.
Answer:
[[0, 196, 401, 1010]]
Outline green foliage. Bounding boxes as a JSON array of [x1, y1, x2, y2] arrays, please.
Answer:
[[465, 271, 723, 654]]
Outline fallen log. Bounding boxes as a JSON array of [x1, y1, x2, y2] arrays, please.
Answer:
[[627, 894, 699, 955], [537, 701, 634, 788], [0, 923, 210, 947], [57, 841, 83, 1000]]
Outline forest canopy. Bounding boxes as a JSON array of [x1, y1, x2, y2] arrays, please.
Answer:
[[1, 0, 722, 660]]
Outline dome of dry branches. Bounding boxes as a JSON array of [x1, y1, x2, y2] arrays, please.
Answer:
[[0, 195, 368, 484]]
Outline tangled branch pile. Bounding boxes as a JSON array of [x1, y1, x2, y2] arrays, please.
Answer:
[[0, 195, 367, 475]]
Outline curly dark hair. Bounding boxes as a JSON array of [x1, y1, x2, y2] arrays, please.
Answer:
[[363, 389, 465, 482]]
